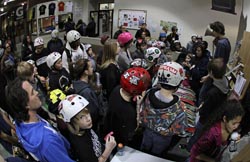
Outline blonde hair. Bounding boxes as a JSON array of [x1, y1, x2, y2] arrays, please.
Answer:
[[67, 108, 90, 135], [17, 61, 34, 80], [101, 39, 118, 69]]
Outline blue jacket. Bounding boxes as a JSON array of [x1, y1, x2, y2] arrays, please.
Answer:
[[15, 116, 74, 162]]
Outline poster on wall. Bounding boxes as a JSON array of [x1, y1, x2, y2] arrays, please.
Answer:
[[160, 20, 177, 31], [118, 9, 147, 30]]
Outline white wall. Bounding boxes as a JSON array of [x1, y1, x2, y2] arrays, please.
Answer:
[[113, 0, 242, 54], [243, 0, 250, 31]]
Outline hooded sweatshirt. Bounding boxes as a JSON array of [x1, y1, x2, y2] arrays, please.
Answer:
[[140, 88, 189, 136], [199, 76, 229, 124], [15, 115, 74, 162], [73, 80, 100, 129]]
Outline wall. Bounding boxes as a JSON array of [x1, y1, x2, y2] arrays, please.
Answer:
[[113, 0, 242, 55]]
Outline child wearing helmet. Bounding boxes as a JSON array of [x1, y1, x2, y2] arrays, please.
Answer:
[[59, 94, 116, 162], [117, 32, 134, 72], [46, 52, 73, 94], [32, 37, 50, 80], [104, 67, 151, 147], [139, 61, 189, 156], [71, 58, 101, 131], [47, 29, 64, 54], [85, 44, 97, 71], [62, 30, 88, 72]]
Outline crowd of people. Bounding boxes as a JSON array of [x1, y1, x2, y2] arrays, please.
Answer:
[[0, 20, 249, 162]]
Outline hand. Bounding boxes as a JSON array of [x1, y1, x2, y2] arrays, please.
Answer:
[[200, 75, 209, 83], [105, 135, 116, 151]]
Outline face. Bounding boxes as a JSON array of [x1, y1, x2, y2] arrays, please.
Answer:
[[54, 58, 63, 70], [185, 55, 191, 62], [70, 39, 80, 50], [5, 43, 11, 52], [160, 37, 166, 41], [196, 47, 202, 57], [74, 109, 92, 129], [121, 26, 127, 32], [141, 44, 147, 51], [22, 81, 42, 110], [27, 36, 31, 43], [224, 116, 242, 134], [35, 45, 44, 54], [166, 52, 172, 60], [141, 32, 146, 39]]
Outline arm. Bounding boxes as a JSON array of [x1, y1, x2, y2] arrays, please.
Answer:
[[62, 51, 69, 73], [44, 139, 75, 162], [195, 154, 216, 162], [98, 136, 116, 162]]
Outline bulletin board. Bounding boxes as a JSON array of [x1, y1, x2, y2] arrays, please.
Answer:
[[118, 9, 147, 30]]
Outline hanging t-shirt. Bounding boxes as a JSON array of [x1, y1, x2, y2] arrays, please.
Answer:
[[39, 5, 46, 16], [65, 1, 73, 13], [49, 3, 56, 15], [58, 1, 65, 11]]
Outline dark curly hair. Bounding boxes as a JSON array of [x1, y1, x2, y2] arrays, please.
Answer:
[[210, 21, 225, 35], [5, 77, 30, 124]]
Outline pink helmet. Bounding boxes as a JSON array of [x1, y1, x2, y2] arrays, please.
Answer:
[[118, 32, 133, 47]]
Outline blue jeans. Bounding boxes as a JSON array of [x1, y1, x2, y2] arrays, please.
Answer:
[[141, 128, 173, 155], [186, 121, 203, 151]]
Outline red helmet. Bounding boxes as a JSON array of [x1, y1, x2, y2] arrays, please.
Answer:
[[118, 32, 133, 46], [120, 67, 151, 96]]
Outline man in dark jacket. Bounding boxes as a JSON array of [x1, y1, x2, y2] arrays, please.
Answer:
[[135, 23, 151, 39], [187, 58, 229, 151]]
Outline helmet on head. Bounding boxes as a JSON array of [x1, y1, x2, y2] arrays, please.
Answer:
[[118, 32, 133, 46], [152, 41, 166, 49], [157, 62, 185, 87], [85, 44, 92, 51], [48, 89, 66, 114], [159, 32, 167, 38], [145, 47, 161, 62], [26, 60, 35, 65], [58, 94, 89, 122], [120, 67, 151, 96], [46, 52, 61, 69], [66, 30, 81, 43], [51, 29, 59, 38], [130, 58, 149, 69], [34, 37, 44, 47]]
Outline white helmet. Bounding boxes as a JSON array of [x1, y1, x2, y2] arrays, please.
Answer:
[[145, 47, 161, 62], [58, 94, 89, 122], [46, 52, 61, 69], [26, 60, 35, 65], [157, 61, 185, 87], [66, 30, 81, 43], [51, 29, 59, 38], [85, 44, 92, 51], [152, 41, 166, 49], [34, 37, 44, 47]]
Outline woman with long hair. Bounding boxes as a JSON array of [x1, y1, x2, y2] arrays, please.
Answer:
[[190, 99, 245, 162], [99, 39, 121, 99]]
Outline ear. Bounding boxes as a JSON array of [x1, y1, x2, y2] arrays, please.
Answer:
[[223, 116, 227, 123]]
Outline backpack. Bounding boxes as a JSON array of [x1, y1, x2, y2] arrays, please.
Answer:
[[64, 43, 85, 63]]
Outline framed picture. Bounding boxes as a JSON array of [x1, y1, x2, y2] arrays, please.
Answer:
[[118, 9, 147, 30]]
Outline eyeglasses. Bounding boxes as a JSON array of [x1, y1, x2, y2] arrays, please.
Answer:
[[6, 46, 10, 48]]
